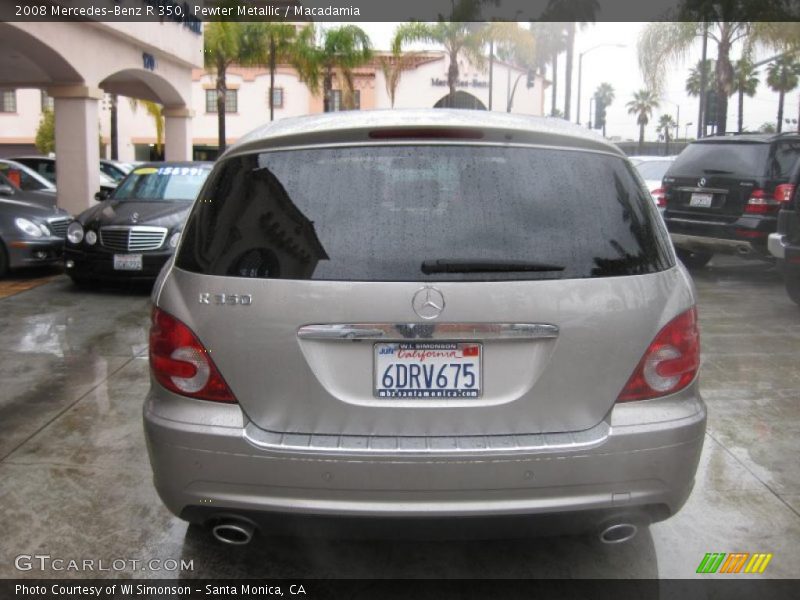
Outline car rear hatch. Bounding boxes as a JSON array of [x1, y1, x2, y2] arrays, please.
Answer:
[[664, 141, 770, 223], [163, 142, 679, 437]]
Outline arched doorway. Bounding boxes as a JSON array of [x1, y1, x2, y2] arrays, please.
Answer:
[[433, 91, 487, 110], [0, 22, 196, 214]]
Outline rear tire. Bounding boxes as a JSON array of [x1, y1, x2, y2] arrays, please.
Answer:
[[786, 270, 800, 306], [69, 275, 90, 288], [676, 248, 713, 269]]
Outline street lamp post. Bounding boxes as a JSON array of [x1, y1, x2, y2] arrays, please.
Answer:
[[684, 122, 693, 141], [576, 43, 625, 126]]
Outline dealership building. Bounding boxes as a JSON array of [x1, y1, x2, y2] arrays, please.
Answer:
[[0, 21, 545, 211], [0, 20, 202, 214]]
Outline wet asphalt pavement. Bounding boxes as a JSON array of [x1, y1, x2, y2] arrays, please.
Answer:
[[0, 256, 798, 580]]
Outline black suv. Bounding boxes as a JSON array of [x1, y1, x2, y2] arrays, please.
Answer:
[[769, 160, 800, 305], [662, 133, 800, 268]]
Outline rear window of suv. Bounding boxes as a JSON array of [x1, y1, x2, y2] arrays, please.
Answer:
[[176, 145, 672, 281], [670, 142, 771, 177]]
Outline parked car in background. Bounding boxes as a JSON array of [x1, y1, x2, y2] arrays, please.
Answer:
[[630, 155, 676, 210], [0, 173, 71, 277], [9, 156, 118, 198], [769, 161, 800, 306], [145, 110, 705, 545], [0, 158, 57, 195], [100, 159, 133, 183], [0, 163, 57, 208], [661, 133, 800, 268], [64, 162, 211, 284]]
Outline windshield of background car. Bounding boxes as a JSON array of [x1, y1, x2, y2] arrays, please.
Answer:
[[177, 145, 672, 282], [100, 163, 127, 182], [113, 166, 210, 201], [635, 160, 673, 181], [670, 142, 771, 177], [0, 162, 51, 191]]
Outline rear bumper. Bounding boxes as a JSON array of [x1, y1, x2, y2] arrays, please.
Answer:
[[665, 214, 775, 257], [144, 384, 706, 530]]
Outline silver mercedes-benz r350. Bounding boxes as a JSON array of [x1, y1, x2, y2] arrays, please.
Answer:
[[144, 110, 705, 545]]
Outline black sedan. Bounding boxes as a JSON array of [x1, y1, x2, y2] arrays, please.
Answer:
[[64, 162, 211, 284]]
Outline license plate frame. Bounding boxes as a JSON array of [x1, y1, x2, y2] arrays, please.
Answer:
[[113, 253, 143, 271], [373, 341, 482, 399], [689, 192, 713, 208]]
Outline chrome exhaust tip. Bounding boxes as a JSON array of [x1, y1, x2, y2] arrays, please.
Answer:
[[599, 522, 638, 544], [211, 520, 255, 545]]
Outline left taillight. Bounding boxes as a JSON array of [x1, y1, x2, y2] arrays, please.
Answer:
[[617, 307, 700, 403], [149, 307, 237, 403], [651, 187, 667, 208]]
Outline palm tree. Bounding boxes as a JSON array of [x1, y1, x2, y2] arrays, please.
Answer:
[[529, 23, 567, 117], [627, 89, 659, 153], [393, 21, 485, 107], [685, 59, 716, 97], [204, 21, 253, 153], [379, 33, 422, 108], [109, 94, 119, 160], [639, 22, 800, 134], [129, 99, 164, 158], [767, 56, 800, 133], [657, 114, 677, 154], [594, 82, 614, 136], [540, 0, 600, 119], [324, 26, 372, 111], [732, 59, 759, 133], [484, 22, 535, 112], [244, 23, 300, 122]]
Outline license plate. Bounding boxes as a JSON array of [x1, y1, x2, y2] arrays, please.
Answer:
[[374, 342, 482, 398], [689, 193, 713, 208], [113, 254, 142, 271]]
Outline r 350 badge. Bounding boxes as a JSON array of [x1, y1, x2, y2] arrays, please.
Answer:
[[199, 293, 253, 306]]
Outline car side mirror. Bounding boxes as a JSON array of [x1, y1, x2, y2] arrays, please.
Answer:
[[95, 189, 109, 202], [0, 184, 15, 196]]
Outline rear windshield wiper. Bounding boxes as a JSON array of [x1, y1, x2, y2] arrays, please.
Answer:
[[702, 169, 734, 175], [421, 259, 565, 274]]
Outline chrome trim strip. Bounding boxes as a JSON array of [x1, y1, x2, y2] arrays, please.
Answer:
[[100, 225, 168, 233], [297, 323, 559, 341], [668, 217, 731, 226], [243, 420, 609, 455], [670, 233, 752, 250], [675, 187, 729, 194]]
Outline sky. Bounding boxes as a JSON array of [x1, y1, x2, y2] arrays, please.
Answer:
[[355, 22, 797, 142]]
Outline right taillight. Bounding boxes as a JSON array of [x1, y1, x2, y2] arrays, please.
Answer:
[[651, 187, 667, 208], [617, 307, 700, 402], [745, 188, 786, 214], [775, 183, 796, 204], [149, 307, 237, 403]]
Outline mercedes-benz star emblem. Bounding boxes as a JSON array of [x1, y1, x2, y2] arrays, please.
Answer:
[[412, 286, 445, 320], [130, 212, 139, 224], [698, 177, 706, 188]]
